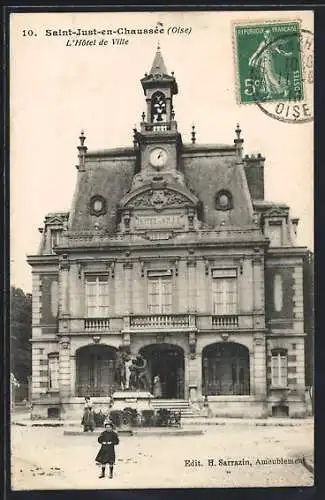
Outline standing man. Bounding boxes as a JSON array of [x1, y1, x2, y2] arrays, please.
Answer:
[[95, 420, 119, 479], [82, 396, 95, 432]]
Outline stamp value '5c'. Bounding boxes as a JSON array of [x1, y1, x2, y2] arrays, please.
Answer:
[[233, 21, 304, 105]]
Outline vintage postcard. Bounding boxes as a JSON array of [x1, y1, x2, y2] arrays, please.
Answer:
[[10, 10, 314, 490]]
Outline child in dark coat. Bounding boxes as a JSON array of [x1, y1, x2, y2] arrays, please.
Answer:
[[95, 421, 119, 478]]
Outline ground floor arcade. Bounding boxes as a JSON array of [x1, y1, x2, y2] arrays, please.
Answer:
[[30, 332, 307, 419]]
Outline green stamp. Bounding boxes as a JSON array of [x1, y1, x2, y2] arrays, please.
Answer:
[[234, 21, 304, 104]]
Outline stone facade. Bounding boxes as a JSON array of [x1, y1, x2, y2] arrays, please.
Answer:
[[27, 47, 310, 419]]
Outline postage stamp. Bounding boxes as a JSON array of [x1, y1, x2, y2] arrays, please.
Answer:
[[233, 20, 304, 104]]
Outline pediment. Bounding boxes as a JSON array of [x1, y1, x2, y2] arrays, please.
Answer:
[[45, 216, 65, 226], [120, 185, 198, 211], [264, 207, 288, 218]]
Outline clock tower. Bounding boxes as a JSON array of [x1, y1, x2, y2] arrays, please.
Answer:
[[133, 44, 183, 185]]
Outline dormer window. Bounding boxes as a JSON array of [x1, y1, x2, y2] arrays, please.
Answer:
[[215, 190, 233, 211], [50, 229, 60, 253], [268, 220, 283, 246]]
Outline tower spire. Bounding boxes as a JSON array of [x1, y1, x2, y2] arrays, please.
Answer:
[[140, 46, 179, 130], [150, 42, 167, 75]]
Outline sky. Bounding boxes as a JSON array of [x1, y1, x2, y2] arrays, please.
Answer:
[[10, 10, 314, 293]]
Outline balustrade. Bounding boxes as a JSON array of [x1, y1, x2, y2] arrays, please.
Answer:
[[84, 318, 110, 332], [212, 315, 239, 328], [130, 314, 191, 329]]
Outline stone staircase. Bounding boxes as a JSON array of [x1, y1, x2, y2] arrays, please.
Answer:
[[150, 399, 199, 418]]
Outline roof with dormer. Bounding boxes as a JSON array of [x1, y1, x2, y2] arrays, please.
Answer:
[[33, 47, 295, 253], [64, 140, 257, 236]]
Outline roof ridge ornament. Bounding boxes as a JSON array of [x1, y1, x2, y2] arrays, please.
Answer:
[[76, 129, 87, 171], [234, 123, 244, 159], [191, 124, 196, 144]]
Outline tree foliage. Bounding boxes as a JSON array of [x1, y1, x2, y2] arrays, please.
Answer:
[[11, 286, 32, 383]]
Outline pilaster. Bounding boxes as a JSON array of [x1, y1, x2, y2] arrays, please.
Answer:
[[253, 335, 267, 397], [59, 255, 70, 317], [187, 352, 202, 401], [59, 337, 71, 398], [70, 354, 76, 397], [123, 261, 133, 314]]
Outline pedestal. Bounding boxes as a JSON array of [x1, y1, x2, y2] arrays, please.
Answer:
[[111, 391, 154, 411]]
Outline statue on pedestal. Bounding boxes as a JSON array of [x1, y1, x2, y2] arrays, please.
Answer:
[[115, 348, 150, 392], [129, 354, 150, 391]]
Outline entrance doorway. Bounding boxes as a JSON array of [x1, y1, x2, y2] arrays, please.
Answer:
[[140, 344, 185, 399]]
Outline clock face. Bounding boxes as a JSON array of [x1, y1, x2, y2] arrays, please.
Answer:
[[149, 147, 168, 168]]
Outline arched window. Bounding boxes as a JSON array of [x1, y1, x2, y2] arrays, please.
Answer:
[[151, 91, 167, 123]]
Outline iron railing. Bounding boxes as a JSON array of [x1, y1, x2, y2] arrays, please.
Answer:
[[203, 382, 250, 396]]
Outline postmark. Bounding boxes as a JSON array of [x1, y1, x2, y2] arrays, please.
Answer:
[[252, 29, 314, 123], [233, 20, 313, 123]]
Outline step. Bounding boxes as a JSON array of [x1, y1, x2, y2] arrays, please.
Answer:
[[151, 400, 190, 408]]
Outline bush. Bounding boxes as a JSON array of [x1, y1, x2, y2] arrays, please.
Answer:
[[141, 410, 155, 427], [109, 410, 123, 427], [122, 407, 138, 426], [93, 410, 107, 427], [156, 408, 170, 426]]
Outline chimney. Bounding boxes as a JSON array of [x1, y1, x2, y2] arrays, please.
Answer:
[[243, 153, 265, 200]]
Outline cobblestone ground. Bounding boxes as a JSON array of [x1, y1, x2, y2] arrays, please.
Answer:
[[11, 423, 314, 490]]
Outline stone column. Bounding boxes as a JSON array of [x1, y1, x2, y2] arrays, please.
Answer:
[[253, 336, 267, 397], [59, 337, 71, 399]]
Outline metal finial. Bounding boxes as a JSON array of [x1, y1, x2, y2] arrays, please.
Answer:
[[235, 123, 241, 140], [141, 111, 145, 121], [133, 126, 138, 148], [191, 124, 196, 144], [79, 130, 86, 146], [234, 123, 244, 159], [157, 41, 161, 51], [171, 71, 174, 76]]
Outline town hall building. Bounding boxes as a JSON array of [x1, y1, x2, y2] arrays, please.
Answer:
[[27, 46, 310, 419]]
